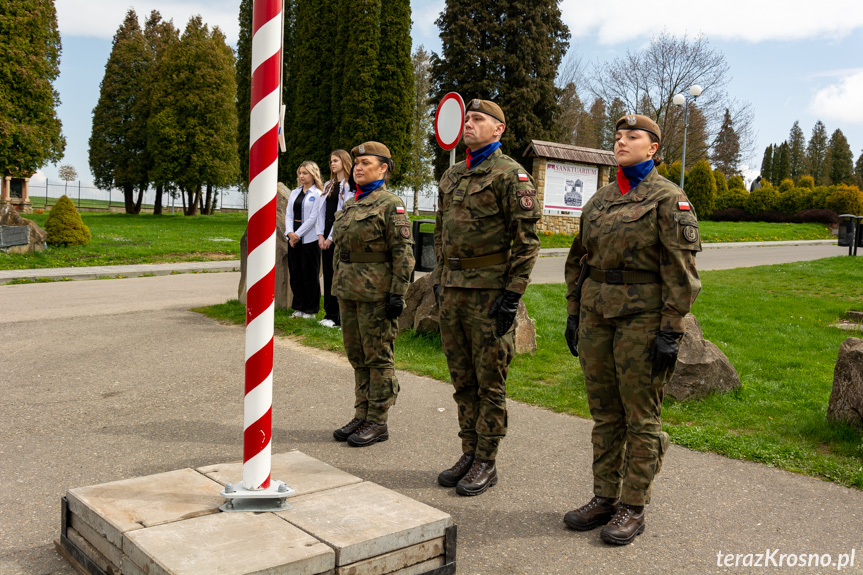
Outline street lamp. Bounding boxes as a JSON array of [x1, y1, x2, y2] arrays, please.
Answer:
[[672, 84, 703, 190]]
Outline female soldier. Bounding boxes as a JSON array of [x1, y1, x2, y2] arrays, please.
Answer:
[[286, 161, 324, 318], [316, 149, 353, 328], [331, 142, 415, 447], [562, 115, 701, 545]]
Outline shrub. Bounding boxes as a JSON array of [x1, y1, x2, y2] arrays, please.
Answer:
[[778, 178, 795, 193], [801, 186, 834, 211], [798, 175, 815, 189], [754, 210, 792, 223], [792, 209, 839, 225], [710, 208, 751, 222], [727, 175, 746, 191], [776, 187, 806, 215], [683, 159, 717, 218], [713, 170, 728, 195], [745, 185, 780, 214], [666, 161, 682, 187], [656, 163, 670, 179], [715, 188, 749, 212], [44, 195, 91, 246], [825, 184, 863, 216]]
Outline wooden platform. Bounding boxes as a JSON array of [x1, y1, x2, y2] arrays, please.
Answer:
[[57, 451, 456, 575]]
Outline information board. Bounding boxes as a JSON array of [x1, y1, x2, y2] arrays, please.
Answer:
[[542, 161, 599, 215]]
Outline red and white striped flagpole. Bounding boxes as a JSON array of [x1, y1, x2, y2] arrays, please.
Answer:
[[243, 0, 282, 491]]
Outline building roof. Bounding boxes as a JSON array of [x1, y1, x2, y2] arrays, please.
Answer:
[[522, 140, 617, 167]]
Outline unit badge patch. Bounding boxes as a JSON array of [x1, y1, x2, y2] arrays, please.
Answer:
[[400, 226, 411, 239], [519, 196, 534, 211], [683, 225, 698, 243]]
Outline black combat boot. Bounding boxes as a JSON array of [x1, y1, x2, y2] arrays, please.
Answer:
[[437, 453, 475, 487], [600, 504, 645, 545], [455, 458, 497, 496], [333, 418, 364, 441], [346, 421, 389, 447], [563, 496, 620, 531]]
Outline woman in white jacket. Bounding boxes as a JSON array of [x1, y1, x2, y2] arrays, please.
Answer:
[[286, 161, 324, 318], [316, 149, 353, 328]]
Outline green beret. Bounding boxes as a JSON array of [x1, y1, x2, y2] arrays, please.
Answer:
[[351, 141, 392, 160], [615, 114, 661, 142], [467, 99, 505, 124]]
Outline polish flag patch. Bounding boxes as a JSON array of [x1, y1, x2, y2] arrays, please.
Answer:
[[518, 173, 530, 182], [678, 201, 691, 211], [396, 206, 405, 214]]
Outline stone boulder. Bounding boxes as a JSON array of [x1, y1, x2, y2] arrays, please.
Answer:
[[400, 273, 537, 354], [239, 183, 292, 308], [827, 337, 863, 430], [0, 204, 46, 254], [666, 313, 741, 401]]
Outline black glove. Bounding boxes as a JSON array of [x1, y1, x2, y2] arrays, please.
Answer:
[[564, 314, 579, 357], [385, 292, 405, 320], [648, 331, 683, 371], [488, 290, 521, 337], [433, 284, 442, 307]]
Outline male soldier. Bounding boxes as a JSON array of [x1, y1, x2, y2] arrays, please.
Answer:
[[562, 115, 701, 544], [433, 99, 541, 496]]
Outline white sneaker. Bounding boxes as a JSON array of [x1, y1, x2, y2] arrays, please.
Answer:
[[319, 319, 336, 328], [291, 310, 303, 318], [301, 312, 316, 319]]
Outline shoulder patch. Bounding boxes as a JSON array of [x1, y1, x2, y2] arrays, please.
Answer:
[[396, 206, 405, 214], [678, 201, 691, 211], [519, 196, 535, 211], [518, 173, 530, 182], [683, 225, 699, 243], [517, 189, 536, 197], [400, 226, 411, 239]]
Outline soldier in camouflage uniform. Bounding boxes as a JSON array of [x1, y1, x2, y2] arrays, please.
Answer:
[[331, 142, 415, 447], [434, 99, 541, 496], [562, 115, 701, 544]]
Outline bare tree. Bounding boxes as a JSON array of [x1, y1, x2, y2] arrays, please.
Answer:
[[587, 33, 754, 169], [58, 164, 77, 194]]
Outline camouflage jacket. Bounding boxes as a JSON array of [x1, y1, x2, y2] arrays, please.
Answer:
[[564, 168, 701, 333], [333, 186, 415, 302], [433, 149, 541, 294]]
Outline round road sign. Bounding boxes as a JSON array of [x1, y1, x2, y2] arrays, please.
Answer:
[[434, 92, 465, 151]]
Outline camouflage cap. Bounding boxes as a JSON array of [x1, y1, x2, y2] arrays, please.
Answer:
[[467, 99, 505, 124], [351, 141, 392, 160], [615, 114, 661, 142]]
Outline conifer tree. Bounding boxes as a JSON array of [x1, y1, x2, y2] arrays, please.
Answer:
[[44, 195, 90, 246], [0, 0, 65, 176], [826, 129, 855, 185], [236, 0, 252, 190], [338, 0, 381, 151], [147, 17, 238, 215], [580, 97, 607, 149], [373, 0, 413, 185], [774, 142, 790, 183], [430, 0, 569, 175], [603, 98, 627, 151], [711, 108, 740, 177], [856, 150, 863, 189], [713, 169, 728, 196], [405, 46, 436, 214], [683, 158, 716, 218], [89, 10, 150, 214], [807, 120, 829, 185], [761, 144, 773, 183], [787, 120, 807, 182]]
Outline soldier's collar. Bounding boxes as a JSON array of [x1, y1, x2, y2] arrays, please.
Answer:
[[460, 148, 500, 175]]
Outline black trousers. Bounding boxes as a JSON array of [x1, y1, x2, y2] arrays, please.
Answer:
[[287, 241, 321, 314], [321, 245, 340, 324]]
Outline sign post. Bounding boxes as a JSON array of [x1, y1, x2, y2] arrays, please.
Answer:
[[434, 92, 465, 167], [220, 0, 294, 512]]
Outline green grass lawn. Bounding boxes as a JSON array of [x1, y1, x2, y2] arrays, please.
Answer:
[[2, 212, 247, 269], [194, 256, 863, 489]]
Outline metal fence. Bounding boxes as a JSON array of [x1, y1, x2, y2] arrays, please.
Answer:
[[28, 180, 438, 213]]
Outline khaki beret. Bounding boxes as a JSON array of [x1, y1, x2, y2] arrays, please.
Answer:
[[467, 99, 505, 124], [615, 114, 661, 142], [351, 141, 391, 160]]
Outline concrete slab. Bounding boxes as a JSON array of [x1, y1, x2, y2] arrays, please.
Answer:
[[386, 557, 445, 575], [336, 537, 443, 575], [66, 468, 224, 548], [197, 450, 363, 497], [123, 510, 335, 575], [69, 511, 122, 569], [277, 482, 452, 566], [66, 527, 119, 575]]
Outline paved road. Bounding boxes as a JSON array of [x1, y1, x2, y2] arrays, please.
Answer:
[[2, 260, 863, 574]]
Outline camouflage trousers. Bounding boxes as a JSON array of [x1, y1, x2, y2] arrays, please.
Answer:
[[439, 287, 514, 460], [578, 307, 673, 506], [339, 299, 400, 424]]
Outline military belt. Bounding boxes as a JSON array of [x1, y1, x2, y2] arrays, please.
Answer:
[[444, 250, 510, 271], [340, 251, 392, 263], [589, 268, 660, 285]]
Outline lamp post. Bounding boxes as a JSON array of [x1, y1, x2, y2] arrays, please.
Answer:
[[672, 84, 703, 190]]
